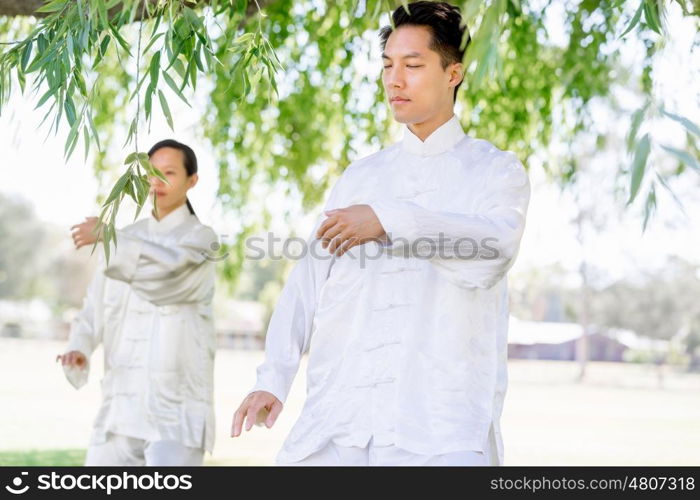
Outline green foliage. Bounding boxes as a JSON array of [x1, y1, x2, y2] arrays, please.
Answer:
[[0, 0, 699, 279], [0, 0, 283, 262], [625, 102, 700, 231]]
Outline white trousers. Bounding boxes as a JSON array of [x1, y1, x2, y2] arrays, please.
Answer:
[[84, 432, 204, 466], [280, 436, 490, 466]]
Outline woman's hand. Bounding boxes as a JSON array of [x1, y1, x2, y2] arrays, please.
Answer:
[[56, 350, 87, 369], [71, 216, 103, 249]]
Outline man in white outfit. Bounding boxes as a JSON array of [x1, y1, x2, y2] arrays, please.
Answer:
[[58, 141, 218, 466], [232, 1, 530, 466]]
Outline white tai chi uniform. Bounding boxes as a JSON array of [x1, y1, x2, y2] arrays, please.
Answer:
[[83, 434, 204, 467], [248, 115, 531, 466], [286, 436, 491, 466], [63, 203, 218, 466]]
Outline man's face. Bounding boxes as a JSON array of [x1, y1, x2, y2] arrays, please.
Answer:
[[381, 25, 461, 125], [149, 147, 197, 210]]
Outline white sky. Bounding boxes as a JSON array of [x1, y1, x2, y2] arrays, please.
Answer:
[[1, 2, 699, 288]]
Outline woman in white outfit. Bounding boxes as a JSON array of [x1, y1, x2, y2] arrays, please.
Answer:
[[57, 140, 218, 466]]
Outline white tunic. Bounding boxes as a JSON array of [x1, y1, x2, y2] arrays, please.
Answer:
[[64, 203, 218, 453], [249, 114, 531, 465]]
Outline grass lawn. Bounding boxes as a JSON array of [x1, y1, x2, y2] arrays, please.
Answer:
[[0, 449, 85, 466], [2, 338, 699, 466]]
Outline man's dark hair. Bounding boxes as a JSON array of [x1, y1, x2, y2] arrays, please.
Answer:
[[147, 139, 198, 216], [379, 1, 470, 102]]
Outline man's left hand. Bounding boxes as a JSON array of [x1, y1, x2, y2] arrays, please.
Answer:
[[316, 204, 386, 257]]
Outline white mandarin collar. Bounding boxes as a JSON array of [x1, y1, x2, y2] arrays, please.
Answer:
[[401, 114, 467, 157], [148, 201, 192, 234]]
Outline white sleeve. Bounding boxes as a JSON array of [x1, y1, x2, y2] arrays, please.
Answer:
[[246, 178, 346, 404], [102, 225, 217, 305], [367, 151, 530, 289], [63, 255, 107, 389]]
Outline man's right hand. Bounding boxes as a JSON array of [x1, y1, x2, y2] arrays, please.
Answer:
[[56, 350, 87, 369], [231, 391, 283, 437]]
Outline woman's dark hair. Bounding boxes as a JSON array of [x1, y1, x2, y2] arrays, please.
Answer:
[[379, 1, 470, 102], [147, 139, 198, 216]]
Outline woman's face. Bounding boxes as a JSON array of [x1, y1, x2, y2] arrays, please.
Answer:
[[148, 147, 198, 212]]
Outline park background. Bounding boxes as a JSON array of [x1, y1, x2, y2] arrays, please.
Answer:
[[1, 0, 699, 465]]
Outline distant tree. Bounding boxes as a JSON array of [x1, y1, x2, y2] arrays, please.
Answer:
[[589, 257, 700, 343], [0, 193, 46, 299]]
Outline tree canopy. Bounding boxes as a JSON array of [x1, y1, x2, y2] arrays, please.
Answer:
[[1, 0, 698, 283]]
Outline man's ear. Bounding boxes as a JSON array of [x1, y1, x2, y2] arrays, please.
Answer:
[[188, 173, 199, 189], [450, 61, 464, 88]]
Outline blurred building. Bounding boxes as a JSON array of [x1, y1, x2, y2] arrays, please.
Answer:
[[214, 299, 266, 350], [507, 317, 669, 362]]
